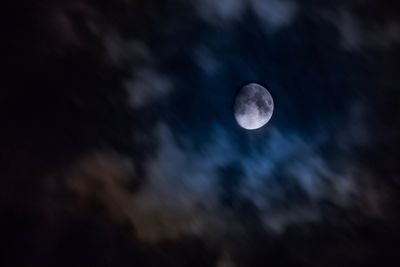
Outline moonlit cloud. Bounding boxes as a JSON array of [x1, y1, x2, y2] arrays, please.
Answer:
[[195, 0, 298, 30], [250, 0, 298, 31], [57, 100, 381, 245], [194, 46, 224, 76]]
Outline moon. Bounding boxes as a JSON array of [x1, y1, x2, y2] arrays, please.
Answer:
[[234, 83, 274, 130]]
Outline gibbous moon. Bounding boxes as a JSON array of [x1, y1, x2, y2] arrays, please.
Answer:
[[234, 83, 274, 130]]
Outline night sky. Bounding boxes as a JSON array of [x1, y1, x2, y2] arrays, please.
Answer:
[[1, 0, 400, 266]]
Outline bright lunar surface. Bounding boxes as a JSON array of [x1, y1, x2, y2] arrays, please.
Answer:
[[234, 83, 274, 130]]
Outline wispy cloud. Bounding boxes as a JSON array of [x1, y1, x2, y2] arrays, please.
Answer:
[[194, 0, 298, 31], [57, 101, 377, 244]]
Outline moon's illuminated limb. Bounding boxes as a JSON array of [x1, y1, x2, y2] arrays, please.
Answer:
[[234, 83, 274, 130]]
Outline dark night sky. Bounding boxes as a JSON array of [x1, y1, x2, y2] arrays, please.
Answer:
[[1, 0, 400, 266]]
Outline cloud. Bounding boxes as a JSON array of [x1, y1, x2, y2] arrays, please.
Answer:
[[127, 124, 234, 241], [235, 126, 361, 232], [59, 152, 136, 222], [55, 101, 380, 245], [124, 68, 173, 109], [195, 0, 246, 24], [250, 0, 298, 31], [103, 33, 152, 66], [193, 46, 224, 76], [102, 32, 174, 109], [194, 0, 298, 30], [216, 250, 236, 267], [125, 104, 370, 241], [330, 10, 400, 51]]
